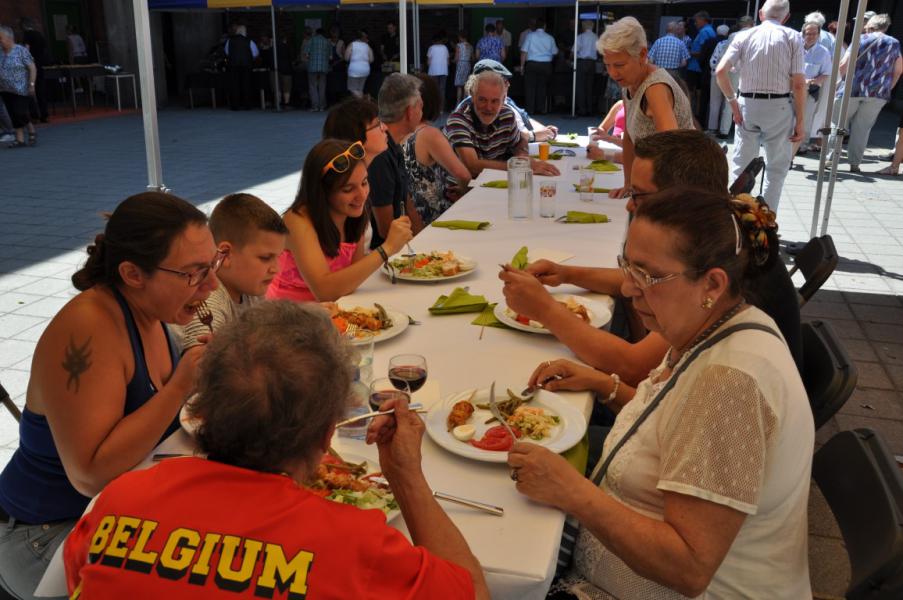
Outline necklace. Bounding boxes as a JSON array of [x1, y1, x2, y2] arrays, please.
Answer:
[[666, 301, 745, 369]]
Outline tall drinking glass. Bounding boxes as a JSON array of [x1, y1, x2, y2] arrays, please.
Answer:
[[388, 354, 428, 392], [578, 166, 595, 203]]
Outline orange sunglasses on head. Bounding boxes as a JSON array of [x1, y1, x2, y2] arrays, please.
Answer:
[[321, 141, 366, 176]]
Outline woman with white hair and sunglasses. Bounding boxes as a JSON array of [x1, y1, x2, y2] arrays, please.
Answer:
[[267, 138, 412, 302], [0, 25, 38, 148], [597, 17, 695, 200]]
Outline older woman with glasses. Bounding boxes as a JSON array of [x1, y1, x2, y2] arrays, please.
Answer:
[[64, 301, 490, 599], [511, 187, 813, 599], [267, 138, 412, 302], [598, 17, 695, 199], [0, 192, 219, 599]]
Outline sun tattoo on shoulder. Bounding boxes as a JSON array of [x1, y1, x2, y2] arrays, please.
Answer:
[[62, 335, 93, 393]]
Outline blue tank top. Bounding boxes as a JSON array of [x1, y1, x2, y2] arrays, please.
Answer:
[[0, 287, 181, 523]]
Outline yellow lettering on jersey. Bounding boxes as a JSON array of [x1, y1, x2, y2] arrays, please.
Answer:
[[254, 543, 314, 600], [156, 527, 200, 581], [87, 515, 116, 563], [100, 516, 141, 568], [124, 519, 159, 573], [188, 532, 222, 586], [214, 536, 263, 593]]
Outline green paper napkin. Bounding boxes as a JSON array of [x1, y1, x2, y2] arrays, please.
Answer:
[[563, 211, 609, 223], [481, 180, 508, 189], [471, 303, 510, 328], [529, 153, 564, 160], [511, 246, 529, 270], [588, 160, 620, 172], [429, 287, 488, 315], [564, 132, 579, 140], [431, 220, 490, 231], [572, 185, 611, 194], [549, 140, 579, 148]]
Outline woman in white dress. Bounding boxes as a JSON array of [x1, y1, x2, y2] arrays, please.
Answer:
[[511, 188, 814, 600], [344, 29, 373, 98]]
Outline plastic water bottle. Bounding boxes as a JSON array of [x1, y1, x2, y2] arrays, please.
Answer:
[[339, 369, 370, 440], [507, 156, 533, 219]]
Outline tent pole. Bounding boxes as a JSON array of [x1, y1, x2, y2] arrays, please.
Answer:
[[132, 0, 166, 192], [752, 0, 760, 23], [813, 0, 867, 238], [400, 0, 408, 74], [413, 0, 421, 72], [571, 1, 578, 117], [271, 5, 281, 112]]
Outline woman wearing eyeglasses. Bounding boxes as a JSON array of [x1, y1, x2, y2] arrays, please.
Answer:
[[508, 188, 813, 599], [0, 192, 219, 599], [267, 138, 412, 302]]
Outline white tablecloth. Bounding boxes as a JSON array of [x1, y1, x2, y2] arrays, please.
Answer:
[[36, 149, 626, 600]]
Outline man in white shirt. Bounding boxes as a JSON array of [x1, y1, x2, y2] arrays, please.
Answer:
[[518, 20, 536, 53], [716, 0, 805, 214], [519, 19, 558, 115], [574, 20, 598, 116], [427, 33, 450, 113], [793, 20, 832, 157]]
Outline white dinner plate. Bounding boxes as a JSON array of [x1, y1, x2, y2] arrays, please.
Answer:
[[381, 252, 477, 283], [494, 294, 612, 334], [327, 452, 402, 522], [337, 305, 410, 346], [425, 386, 587, 463]]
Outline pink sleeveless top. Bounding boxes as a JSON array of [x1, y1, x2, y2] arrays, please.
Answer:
[[266, 242, 358, 302], [612, 106, 626, 137]]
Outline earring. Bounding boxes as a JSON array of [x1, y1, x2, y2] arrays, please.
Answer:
[[702, 297, 714, 309]]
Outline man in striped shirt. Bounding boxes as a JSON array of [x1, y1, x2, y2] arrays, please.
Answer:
[[716, 0, 805, 214], [444, 70, 559, 178]]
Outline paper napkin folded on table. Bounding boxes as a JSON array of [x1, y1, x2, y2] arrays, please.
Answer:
[[429, 287, 488, 315], [562, 211, 609, 224], [431, 220, 490, 230]]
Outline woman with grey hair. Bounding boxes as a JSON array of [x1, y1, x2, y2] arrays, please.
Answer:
[[64, 301, 490, 598], [0, 25, 38, 148], [598, 17, 694, 199]]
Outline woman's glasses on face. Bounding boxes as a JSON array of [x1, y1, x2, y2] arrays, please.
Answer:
[[617, 255, 688, 290], [158, 250, 225, 287], [322, 141, 366, 176]]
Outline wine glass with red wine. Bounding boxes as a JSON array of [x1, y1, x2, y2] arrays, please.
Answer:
[[369, 377, 410, 412], [388, 354, 428, 393]]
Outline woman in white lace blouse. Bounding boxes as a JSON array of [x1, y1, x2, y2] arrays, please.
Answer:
[[510, 188, 814, 600]]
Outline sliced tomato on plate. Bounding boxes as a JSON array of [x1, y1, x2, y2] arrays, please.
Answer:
[[469, 425, 521, 451]]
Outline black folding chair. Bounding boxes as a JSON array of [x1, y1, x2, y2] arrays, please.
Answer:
[[728, 156, 765, 196], [800, 320, 857, 429], [0, 382, 20, 423], [813, 428, 903, 599], [788, 235, 839, 306]]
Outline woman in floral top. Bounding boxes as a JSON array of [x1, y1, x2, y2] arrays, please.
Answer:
[[0, 26, 37, 148], [475, 24, 505, 63], [402, 75, 471, 225]]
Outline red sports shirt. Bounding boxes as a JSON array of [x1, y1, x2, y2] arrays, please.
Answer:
[[65, 457, 474, 599]]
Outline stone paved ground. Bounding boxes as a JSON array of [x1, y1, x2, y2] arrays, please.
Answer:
[[1, 105, 901, 597]]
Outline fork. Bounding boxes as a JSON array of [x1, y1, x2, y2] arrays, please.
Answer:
[[196, 300, 214, 333], [345, 323, 360, 338], [488, 382, 518, 442], [402, 242, 417, 258]]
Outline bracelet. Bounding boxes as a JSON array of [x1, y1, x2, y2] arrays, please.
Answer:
[[726, 95, 737, 102], [375, 245, 389, 263], [604, 373, 620, 405]]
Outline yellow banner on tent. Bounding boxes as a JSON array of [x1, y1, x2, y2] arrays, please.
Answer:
[[208, 0, 272, 7]]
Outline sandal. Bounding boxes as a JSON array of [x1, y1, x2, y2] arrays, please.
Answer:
[[7, 140, 26, 149], [27, 131, 36, 146], [877, 165, 900, 176]]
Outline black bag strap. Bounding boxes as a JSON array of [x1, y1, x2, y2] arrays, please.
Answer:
[[587, 322, 780, 486]]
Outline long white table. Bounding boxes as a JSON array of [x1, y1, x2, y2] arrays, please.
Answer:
[[36, 142, 626, 600]]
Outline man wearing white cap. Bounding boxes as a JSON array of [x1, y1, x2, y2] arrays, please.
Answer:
[[716, 0, 805, 214]]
